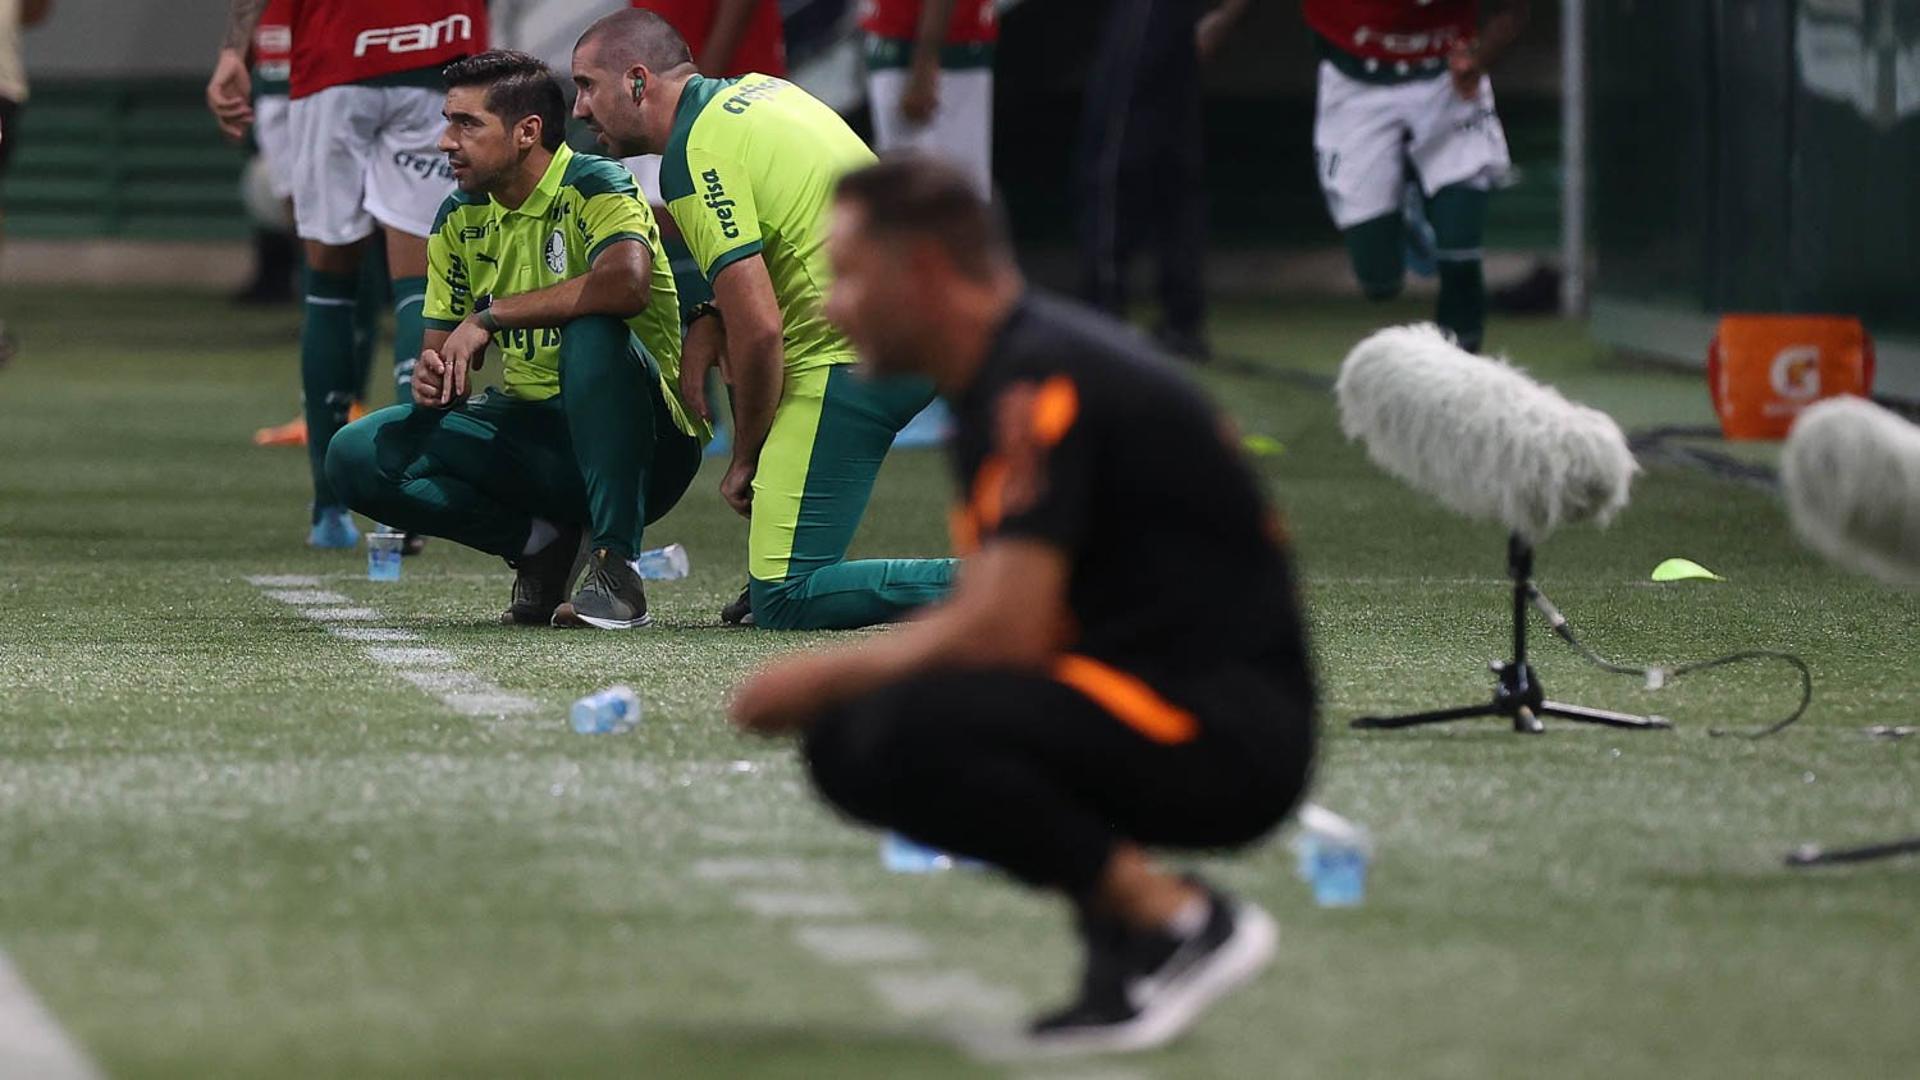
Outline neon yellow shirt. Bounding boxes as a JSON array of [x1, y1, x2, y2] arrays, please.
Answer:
[[424, 143, 703, 438], [660, 74, 877, 375]]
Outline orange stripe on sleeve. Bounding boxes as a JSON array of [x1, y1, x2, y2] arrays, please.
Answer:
[[1030, 376, 1079, 446], [1051, 655, 1198, 745]]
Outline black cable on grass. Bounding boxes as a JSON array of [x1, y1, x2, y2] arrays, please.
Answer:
[[1526, 586, 1814, 738]]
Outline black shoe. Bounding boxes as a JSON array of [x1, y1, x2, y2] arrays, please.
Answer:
[[499, 524, 584, 626], [1028, 884, 1277, 1055], [720, 582, 754, 627], [565, 548, 650, 630]]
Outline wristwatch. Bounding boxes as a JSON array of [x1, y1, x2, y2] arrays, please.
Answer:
[[686, 301, 720, 326]]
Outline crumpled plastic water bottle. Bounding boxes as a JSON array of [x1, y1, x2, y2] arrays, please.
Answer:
[[629, 543, 690, 581], [571, 685, 641, 734], [1291, 803, 1372, 907], [881, 832, 983, 873]]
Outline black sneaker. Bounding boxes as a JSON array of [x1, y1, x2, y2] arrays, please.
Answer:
[[566, 548, 651, 630], [719, 582, 754, 627], [1028, 885, 1277, 1055], [499, 524, 584, 626]]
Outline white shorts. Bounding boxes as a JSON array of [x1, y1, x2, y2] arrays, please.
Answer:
[[1313, 61, 1511, 230], [288, 84, 453, 246], [253, 94, 295, 200], [867, 67, 994, 196]]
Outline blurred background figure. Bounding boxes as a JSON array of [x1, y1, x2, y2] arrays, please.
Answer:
[[1076, 0, 1227, 364], [861, 0, 998, 195], [0, 0, 51, 367], [859, 0, 1000, 447]]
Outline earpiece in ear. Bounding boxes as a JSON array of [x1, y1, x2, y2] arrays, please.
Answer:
[[631, 74, 645, 102]]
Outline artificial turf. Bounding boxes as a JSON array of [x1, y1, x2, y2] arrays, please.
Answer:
[[0, 286, 1914, 1078]]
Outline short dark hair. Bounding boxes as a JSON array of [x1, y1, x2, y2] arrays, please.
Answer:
[[833, 155, 1011, 280], [575, 9, 695, 74], [442, 50, 567, 151]]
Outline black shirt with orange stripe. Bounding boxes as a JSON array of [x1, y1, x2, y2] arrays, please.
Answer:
[[949, 292, 1315, 710]]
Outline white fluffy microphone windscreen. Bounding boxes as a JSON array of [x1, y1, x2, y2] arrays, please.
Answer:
[[1334, 324, 1639, 541], [1781, 396, 1920, 585]]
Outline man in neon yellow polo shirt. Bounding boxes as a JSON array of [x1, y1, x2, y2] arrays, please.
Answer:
[[571, 9, 956, 630], [327, 51, 705, 629]]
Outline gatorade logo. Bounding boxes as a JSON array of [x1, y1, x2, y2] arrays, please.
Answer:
[[701, 168, 741, 239], [1769, 345, 1823, 401]]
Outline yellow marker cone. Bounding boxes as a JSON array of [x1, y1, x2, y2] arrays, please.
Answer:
[[1651, 558, 1725, 583], [1242, 434, 1286, 457]]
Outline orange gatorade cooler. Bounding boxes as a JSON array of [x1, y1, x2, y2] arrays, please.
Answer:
[[1707, 315, 1876, 440]]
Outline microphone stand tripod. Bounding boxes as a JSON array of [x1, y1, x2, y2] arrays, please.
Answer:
[[1352, 534, 1672, 734]]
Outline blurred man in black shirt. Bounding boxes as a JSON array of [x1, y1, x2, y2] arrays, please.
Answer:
[[730, 156, 1315, 1054]]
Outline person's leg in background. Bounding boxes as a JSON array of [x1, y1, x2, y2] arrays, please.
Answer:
[[1313, 63, 1415, 310], [1076, 0, 1162, 321], [1410, 71, 1510, 354], [0, 94, 22, 366], [1147, 0, 1209, 361], [287, 85, 384, 547], [1427, 183, 1490, 352], [746, 365, 957, 631], [353, 237, 390, 404], [866, 44, 995, 444]]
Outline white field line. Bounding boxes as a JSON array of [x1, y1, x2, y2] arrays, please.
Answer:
[[250, 579, 538, 719], [0, 951, 102, 1080], [701, 851, 1150, 1075]]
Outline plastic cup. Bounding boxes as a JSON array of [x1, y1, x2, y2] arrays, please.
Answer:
[[367, 530, 405, 581]]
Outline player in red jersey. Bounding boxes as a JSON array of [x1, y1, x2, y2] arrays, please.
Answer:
[[631, 0, 785, 78], [860, 0, 998, 194], [1294, 0, 1529, 352], [206, 0, 488, 548]]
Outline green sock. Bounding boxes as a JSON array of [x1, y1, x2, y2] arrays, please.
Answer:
[[1343, 212, 1407, 301], [301, 268, 360, 514], [559, 315, 650, 559], [391, 275, 428, 407], [350, 253, 388, 402], [1428, 184, 1490, 352]]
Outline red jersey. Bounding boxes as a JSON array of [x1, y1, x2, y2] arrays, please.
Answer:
[[631, 1, 787, 78], [253, 0, 293, 89], [859, 0, 999, 45], [288, 0, 490, 99], [1303, 0, 1477, 62]]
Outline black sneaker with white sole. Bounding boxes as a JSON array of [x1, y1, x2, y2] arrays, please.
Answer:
[[719, 582, 754, 627], [1028, 884, 1277, 1055], [566, 548, 651, 630], [499, 524, 584, 626]]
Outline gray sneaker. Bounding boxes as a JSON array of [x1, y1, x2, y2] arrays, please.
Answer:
[[564, 548, 651, 630], [499, 524, 584, 626]]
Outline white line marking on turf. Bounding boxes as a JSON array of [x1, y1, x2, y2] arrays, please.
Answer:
[[246, 574, 322, 587], [731, 891, 865, 919], [0, 950, 102, 1080], [249, 579, 542, 721], [364, 646, 457, 667], [439, 691, 540, 717], [692, 857, 810, 883], [300, 606, 381, 622], [327, 627, 422, 642], [793, 925, 932, 965], [265, 589, 350, 605], [867, 970, 1025, 1020]]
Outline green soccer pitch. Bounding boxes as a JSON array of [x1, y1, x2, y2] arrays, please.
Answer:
[[1, 286, 1915, 1078]]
